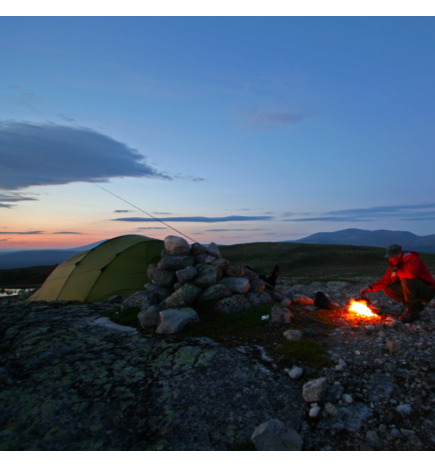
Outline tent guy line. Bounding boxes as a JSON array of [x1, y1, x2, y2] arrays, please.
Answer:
[[91, 182, 200, 244]]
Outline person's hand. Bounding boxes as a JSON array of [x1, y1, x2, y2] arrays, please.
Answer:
[[360, 288, 370, 296]]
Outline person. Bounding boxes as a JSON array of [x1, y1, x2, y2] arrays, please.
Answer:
[[360, 244, 435, 323]]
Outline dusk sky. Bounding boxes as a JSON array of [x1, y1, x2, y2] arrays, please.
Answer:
[[1, 15, 435, 250]]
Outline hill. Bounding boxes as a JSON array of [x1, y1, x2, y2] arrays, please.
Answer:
[[288, 228, 435, 254]]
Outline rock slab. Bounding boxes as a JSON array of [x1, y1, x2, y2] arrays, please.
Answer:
[[251, 419, 303, 451], [156, 308, 199, 334]]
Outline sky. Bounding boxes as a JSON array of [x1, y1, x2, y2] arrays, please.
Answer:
[[1, 15, 435, 250]]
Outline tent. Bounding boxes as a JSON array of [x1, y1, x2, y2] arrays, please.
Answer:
[[27, 235, 164, 303]]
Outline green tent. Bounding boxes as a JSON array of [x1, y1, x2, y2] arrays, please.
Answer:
[[27, 235, 163, 303]]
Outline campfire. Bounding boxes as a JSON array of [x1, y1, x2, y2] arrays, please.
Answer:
[[328, 298, 383, 326]]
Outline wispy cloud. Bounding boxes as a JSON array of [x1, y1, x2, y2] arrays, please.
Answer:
[[114, 210, 133, 213], [0, 238, 11, 242], [57, 113, 76, 123], [137, 227, 166, 230], [153, 212, 172, 215], [174, 174, 206, 182], [0, 192, 38, 208], [205, 229, 267, 232], [0, 231, 44, 235], [217, 236, 249, 239], [0, 122, 171, 190], [0, 203, 13, 209], [113, 216, 274, 223], [52, 232, 83, 234], [9, 85, 41, 113]]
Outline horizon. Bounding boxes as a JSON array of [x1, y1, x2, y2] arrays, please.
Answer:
[[1, 14, 435, 250]]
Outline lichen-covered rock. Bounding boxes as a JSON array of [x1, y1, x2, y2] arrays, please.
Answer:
[[176, 266, 198, 283], [218, 277, 250, 294], [190, 242, 206, 256], [249, 278, 266, 293], [160, 284, 202, 310], [242, 267, 259, 281], [121, 291, 157, 310], [206, 242, 221, 259], [246, 292, 272, 307], [251, 419, 303, 451], [194, 252, 209, 264], [145, 283, 171, 301], [212, 258, 230, 270], [204, 255, 216, 264], [164, 235, 190, 256], [303, 377, 328, 402], [224, 265, 244, 277], [283, 329, 303, 341], [174, 282, 183, 291], [270, 306, 293, 324], [158, 255, 195, 271], [213, 294, 251, 314], [147, 263, 176, 288], [197, 284, 232, 302], [156, 307, 199, 334], [138, 305, 161, 328], [191, 264, 222, 289]]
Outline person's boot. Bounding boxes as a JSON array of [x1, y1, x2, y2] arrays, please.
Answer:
[[400, 302, 424, 323]]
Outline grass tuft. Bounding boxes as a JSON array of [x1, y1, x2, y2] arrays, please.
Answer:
[[273, 339, 330, 368]]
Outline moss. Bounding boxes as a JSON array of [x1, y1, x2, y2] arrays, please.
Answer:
[[273, 339, 330, 368]]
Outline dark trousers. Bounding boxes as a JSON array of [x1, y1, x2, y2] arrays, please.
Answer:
[[384, 278, 435, 304]]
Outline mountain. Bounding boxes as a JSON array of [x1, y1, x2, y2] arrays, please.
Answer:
[[287, 229, 435, 253]]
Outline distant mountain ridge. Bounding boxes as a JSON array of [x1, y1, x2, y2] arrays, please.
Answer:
[[288, 228, 435, 253]]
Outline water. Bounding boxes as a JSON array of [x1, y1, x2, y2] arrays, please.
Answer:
[[0, 288, 35, 298]]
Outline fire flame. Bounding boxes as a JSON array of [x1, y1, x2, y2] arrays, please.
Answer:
[[347, 299, 378, 318]]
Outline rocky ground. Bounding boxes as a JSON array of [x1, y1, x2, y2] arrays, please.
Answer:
[[1, 276, 435, 450]]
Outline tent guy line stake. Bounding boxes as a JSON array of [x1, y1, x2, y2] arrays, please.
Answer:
[[91, 182, 199, 244]]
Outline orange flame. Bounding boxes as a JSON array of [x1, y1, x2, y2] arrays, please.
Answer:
[[348, 299, 378, 318]]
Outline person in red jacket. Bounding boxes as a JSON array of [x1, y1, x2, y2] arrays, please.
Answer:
[[360, 244, 435, 323]]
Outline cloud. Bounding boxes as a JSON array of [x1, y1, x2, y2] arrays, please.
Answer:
[[52, 232, 83, 234], [0, 203, 13, 209], [0, 238, 11, 242], [114, 210, 133, 213], [9, 85, 42, 112], [263, 233, 278, 235], [153, 212, 172, 215], [0, 192, 39, 208], [284, 216, 371, 222], [205, 229, 267, 232], [113, 216, 274, 223], [57, 113, 76, 123], [137, 227, 166, 230], [263, 211, 274, 215], [0, 121, 171, 190], [174, 174, 206, 182], [217, 236, 249, 239], [325, 203, 435, 217], [0, 231, 44, 234]]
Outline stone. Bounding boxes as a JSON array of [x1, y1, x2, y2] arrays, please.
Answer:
[[323, 384, 344, 403], [197, 284, 232, 302], [366, 374, 394, 402], [157, 255, 195, 271], [280, 298, 292, 307], [241, 267, 259, 281], [281, 289, 295, 301], [289, 367, 303, 379], [270, 306, 293, 324], [251, 419, 303, 451], [325, 402, 338, 417], [246, 292, 272, 307], [386, 340, 402, 353], [176, 266, 198, 283], [174, 282, 183, 291], [147, 263, 176, 288], [205, 242, 221, 259], [378, 424, 387, 434], [224, 265, 245, 277], [293, 295, 314, 306], [218, 277, 250, 294], [160, 249, 169, 258], [309, 406, 321, 418], [145, 283, 171, 301], [213, 294, 251, 314], [164, 235, 190, 256], [138, 305, 160, 328], [249, 278, 266, 294], [191, 264, 222, 289], [156, 308, 199, 334], [160, 284, 202, 310], [326, 281, 350, 288], [283, 329, 303, 341], [204, 255, 216, 264], [189, 242, 206, 256], [211, 258, 230, 270], [366, 430, 381, 448], [390, 428, 401, 439], [272, 291, 286, 302], [343, 394, 353, 404], [107, 295, 122, 303], [121, 291, 157, 310], [303, 377, 328, 402], [396, 404, 412, 418], [194, 252, 210, 264]]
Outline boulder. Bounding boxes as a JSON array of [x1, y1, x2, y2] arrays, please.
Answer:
[[107, 295, 122, 304], [164, 235, 190, 256], [272, 291, 287, 302], [191, 264, 222, 289], [246, 292, 272, 307], [121, 291, 157, 310], [283, 329, 303, 341], [176, 266, 198, 283], [173, 282, 183, 291], [251, 419, 303, 451], [303, 377, 328, 402], [161, 249, 169, 258], [249, 278, 266, 294], [194, 252, 210, 265], [386, 340, 402, 353], [160, 284, 202, 310], [212, 258, 230, 270], [293, 295, 315, 306], [147, 263, 176, 288], [270, 306, 293, 324], [224, 265, 244, 277], [206, 242, 221, 259], [213, 294, 251, 314], [204, 255, 216, 265], [190, 242, 206, 256], [288, 367, 303, 379], [145, 283, 171, 302], [197, 284, 232, 302], [158, 255, 195, 271], [156, 308, 199, 334], [138, 305, 161, 328], [242, 267, 259, 281], [219, 277, 250, 294]]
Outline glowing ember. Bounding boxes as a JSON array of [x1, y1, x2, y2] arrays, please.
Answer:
[[348, 299, 378, 318]]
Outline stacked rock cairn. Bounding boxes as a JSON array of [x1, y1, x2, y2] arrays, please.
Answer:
[[121, 235, 279, 334]]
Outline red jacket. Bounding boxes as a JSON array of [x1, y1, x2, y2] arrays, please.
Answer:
[[368, 251, 435, 293]]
